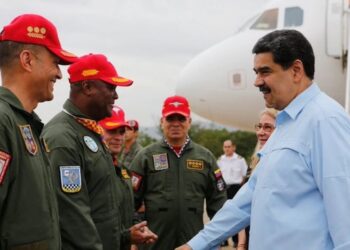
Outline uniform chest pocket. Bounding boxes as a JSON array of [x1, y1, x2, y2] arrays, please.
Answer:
[[257, 140, 310, 190], [184, 169, 208, 199], [146, 170, 168, 193]]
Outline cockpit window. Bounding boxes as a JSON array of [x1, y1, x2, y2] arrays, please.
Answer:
[[250, 8, 278, 30], [237, 14, 260, 32], [284, 7, 303, 27]]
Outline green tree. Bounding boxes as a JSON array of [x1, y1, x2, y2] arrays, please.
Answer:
[[188, 122, 257, 162], [138, 131, 157, 147]]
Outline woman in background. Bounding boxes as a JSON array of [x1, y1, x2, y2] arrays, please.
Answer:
[[237, 108, 277, 250]]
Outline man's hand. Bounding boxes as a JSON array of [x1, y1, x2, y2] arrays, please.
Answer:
[[175, 244, 192, 250], [130, 221, 158, 245]]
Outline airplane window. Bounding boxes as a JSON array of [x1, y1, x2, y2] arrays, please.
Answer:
[[238, 13, 260, 32], [284, 7, 303, 27], [250, 8, 278, 30]]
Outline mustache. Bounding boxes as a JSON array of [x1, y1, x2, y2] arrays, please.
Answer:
[[259, 84, 271, 94]]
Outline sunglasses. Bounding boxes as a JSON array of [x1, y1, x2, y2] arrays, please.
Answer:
[[165, 115, 187, 123]]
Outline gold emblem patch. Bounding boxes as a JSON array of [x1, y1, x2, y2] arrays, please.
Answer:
[[187, 160, 204, 170], [121, 169, 130, 179]]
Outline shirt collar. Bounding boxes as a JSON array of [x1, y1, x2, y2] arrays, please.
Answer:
[[0, 86, 42, 122], [63, 99, 92, 119], [276, 83, 320, 124]]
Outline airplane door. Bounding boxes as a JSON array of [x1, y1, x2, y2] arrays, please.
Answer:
[[326, 0, 344, 57]]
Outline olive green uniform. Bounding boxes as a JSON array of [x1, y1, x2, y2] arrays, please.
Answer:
[[130, 139, 227, 250], [0, 87, 60, 249], [118, 142, 143, 169], [114, 164, 134, 250], [42, 100, 121, 250]]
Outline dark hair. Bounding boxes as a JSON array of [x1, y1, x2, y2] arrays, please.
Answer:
[[252, 29, 314, 79], [0, 41, 41, 68]]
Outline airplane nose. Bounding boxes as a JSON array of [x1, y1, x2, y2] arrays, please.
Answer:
[[176, 31, 266, 130]]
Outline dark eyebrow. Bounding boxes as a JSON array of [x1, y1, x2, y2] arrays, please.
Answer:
[[253, 66, 272, 74]]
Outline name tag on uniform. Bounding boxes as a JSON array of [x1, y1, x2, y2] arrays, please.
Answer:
[[152, 153, 168, 170], [187, 160, 204, 170], [60, 166, 82, 193]]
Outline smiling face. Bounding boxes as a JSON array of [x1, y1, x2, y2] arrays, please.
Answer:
[[31, 47, 62, 102], [256, 112, 276, 147], [253, 52, 298, 110], [89, 80, 118, 120], [103, 126, 126, 155]]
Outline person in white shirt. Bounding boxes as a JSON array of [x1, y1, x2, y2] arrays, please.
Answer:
[[217, 140, 248, 247]]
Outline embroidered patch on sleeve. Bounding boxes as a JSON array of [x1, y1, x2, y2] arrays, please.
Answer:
[[59, 166, 82, 193], [187, 159, 204, 170], [131, 172, 143, 191], [214, 168, 223, 180], [0, 151, 11, 185], [214, 168, 225, 191], [121, 169, 130, 179]]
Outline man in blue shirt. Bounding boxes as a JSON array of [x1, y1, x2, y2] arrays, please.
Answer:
[[175, 29, 350, 250]]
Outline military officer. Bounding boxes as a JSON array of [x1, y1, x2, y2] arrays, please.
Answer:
[[99, 106, 158, 250], [130, 95, 227, 250], [42, 54, 139, 249], [0, 14, 77, 249], [118, 119, 143, 169]]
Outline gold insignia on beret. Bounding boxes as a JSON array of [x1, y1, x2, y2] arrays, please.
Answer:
[[27, 26, 45, 39]]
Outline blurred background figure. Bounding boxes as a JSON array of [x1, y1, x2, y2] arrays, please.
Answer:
[[119, 119, 143, 169], [217, 140, 248, 248]]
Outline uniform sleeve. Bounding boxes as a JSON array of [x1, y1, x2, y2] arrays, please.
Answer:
[[205, 152, 227, 219], [312, 116, 350, 249], [188, 170, 255, 250], [0, 125, 16, 215], [129, 149, 147, 210], [47, 146, 103, 250]]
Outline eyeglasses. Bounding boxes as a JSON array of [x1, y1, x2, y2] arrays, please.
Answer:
[[165, 115, 187, 123], [254, 123, 275, 132]]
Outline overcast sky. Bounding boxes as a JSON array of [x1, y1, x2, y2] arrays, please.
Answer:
[[1, 0, 264, 127]]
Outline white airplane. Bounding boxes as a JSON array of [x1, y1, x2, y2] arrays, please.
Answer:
[[176, 0, 350, 131]]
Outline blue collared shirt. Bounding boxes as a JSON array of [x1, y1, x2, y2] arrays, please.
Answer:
[[188, 84, 350, 250]]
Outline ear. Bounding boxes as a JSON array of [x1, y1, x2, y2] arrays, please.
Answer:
[[291, 59, 304, 82], [18, 50, 35, 72], [187, 117, 192, 130], [81, 80, 95, 96]]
